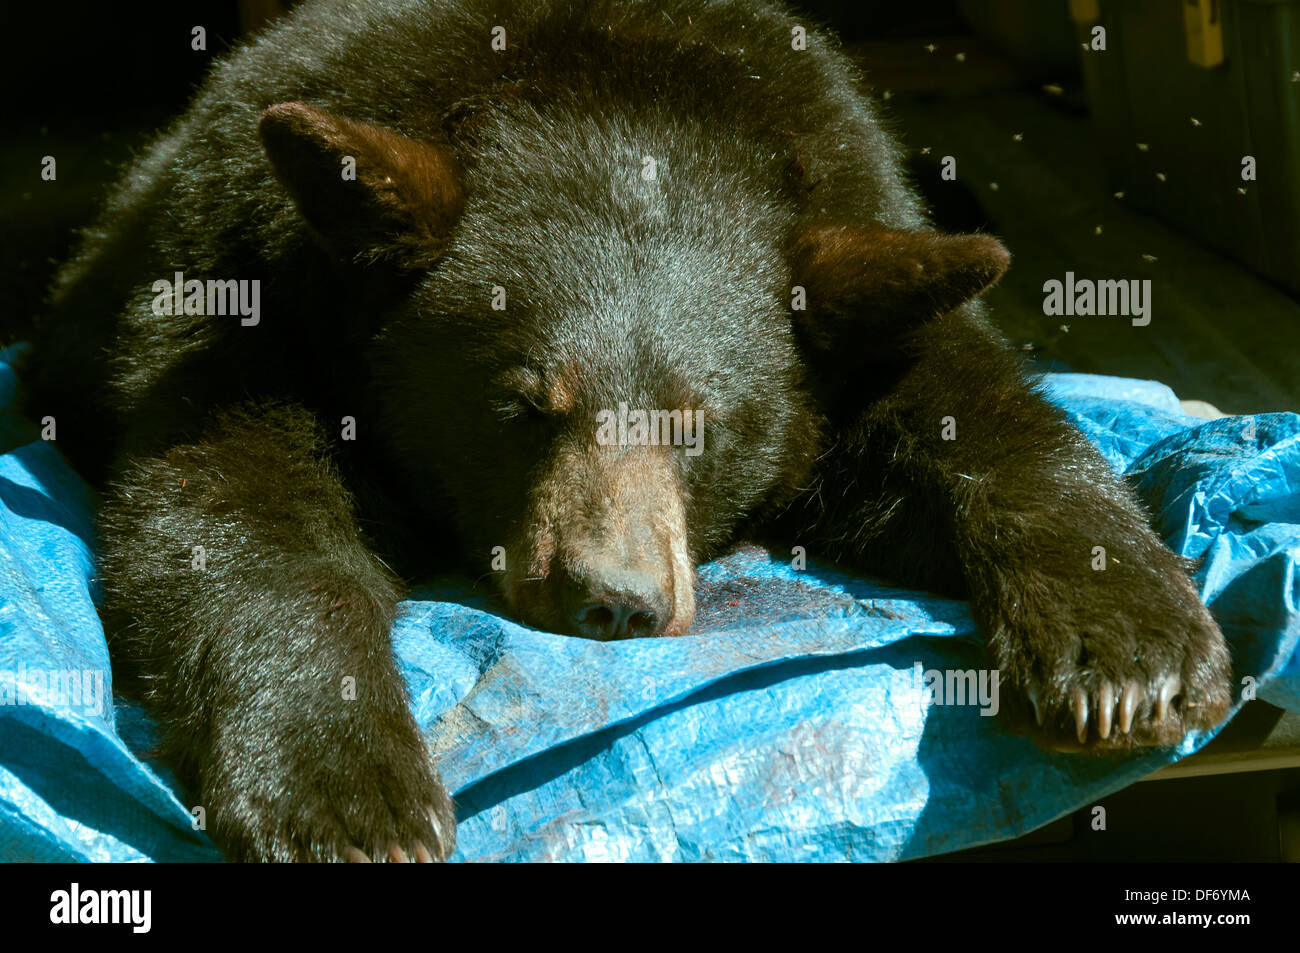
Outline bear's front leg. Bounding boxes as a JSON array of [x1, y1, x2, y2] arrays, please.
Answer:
[[99, 402, 453, 861], [788, 307, 1233, 750]]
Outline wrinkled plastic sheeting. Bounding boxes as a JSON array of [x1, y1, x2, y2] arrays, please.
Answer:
[[0, 347, 1296, 862]]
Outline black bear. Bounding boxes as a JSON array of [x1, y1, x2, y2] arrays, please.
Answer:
[[24, 0, 1232, 862]]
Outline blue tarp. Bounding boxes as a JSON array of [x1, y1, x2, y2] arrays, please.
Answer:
[[0, 345, 1296, 862]]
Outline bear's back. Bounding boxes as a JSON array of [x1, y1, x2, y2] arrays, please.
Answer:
[[33, 0, 924, 481]]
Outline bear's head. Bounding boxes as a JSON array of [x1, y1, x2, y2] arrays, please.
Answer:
[[259, 101, 1008, 640]]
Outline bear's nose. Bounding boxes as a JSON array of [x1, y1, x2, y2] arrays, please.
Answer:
[[564, 567, 671, 640]]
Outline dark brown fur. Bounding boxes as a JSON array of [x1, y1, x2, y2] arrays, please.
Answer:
[[23, 0, 1231, 861]]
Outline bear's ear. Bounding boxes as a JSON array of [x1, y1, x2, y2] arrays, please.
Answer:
[[259, 102, 464, 270], [790, 225, 1010, 354]]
